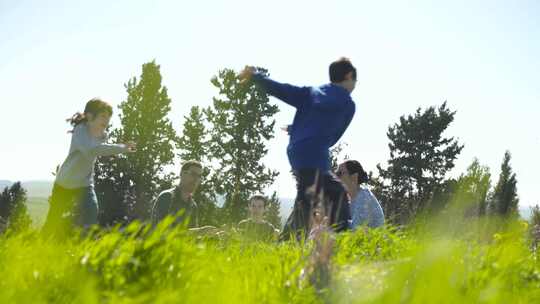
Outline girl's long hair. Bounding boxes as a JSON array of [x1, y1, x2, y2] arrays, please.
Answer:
[[67, 98, 113, 132]]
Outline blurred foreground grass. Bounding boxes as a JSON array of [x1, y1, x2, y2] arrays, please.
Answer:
[[0, 216, 539, 303]]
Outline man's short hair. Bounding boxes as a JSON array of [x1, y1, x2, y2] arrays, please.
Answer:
[[249, 194, 267, 206], [181, 160, 202, 173], [329, 57, 357, 83]]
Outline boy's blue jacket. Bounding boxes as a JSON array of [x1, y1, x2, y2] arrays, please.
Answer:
[[252, 73, 356, 172]]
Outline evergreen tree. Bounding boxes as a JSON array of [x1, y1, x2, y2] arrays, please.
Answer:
[[265, 191, 282, 228], [376, 102, 464, 223], [530, 204, 540, 250], [531, 204, 540, 226], [455, 158, 491, 216], [490, 151, 519, 218], [0, 187, 10, 221], [94, 158, 131, 225], [329, 142, 349, 172], [95, 60, 178, 222], [0, 182, 32, 232], [178, 106, 218, 226], [205, 68, 279, 223]]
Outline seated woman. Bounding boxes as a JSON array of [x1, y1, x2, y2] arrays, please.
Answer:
[[337, 160, 384, 229]]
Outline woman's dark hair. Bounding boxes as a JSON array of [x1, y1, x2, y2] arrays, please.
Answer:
[[344, 160, 369, 185], [67, 98, 113, 129], [329, 57, 357, 83]]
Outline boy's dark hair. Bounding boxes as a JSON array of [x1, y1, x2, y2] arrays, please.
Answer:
[[249, 194, 267, 206], [329, 57, 357, 83], [344, 160, 369, 185], [181, 160, 203, 174], [67, 98, 113, 130]]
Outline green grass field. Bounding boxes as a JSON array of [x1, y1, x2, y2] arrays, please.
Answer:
[[1, 215, 539, 304]]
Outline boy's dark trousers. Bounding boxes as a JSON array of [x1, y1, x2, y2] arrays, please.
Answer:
[[280, 169, 350, 241]]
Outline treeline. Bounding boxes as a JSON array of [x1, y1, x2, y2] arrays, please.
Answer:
[[93, 61, 281, 227], [1, 60, 537, 233]]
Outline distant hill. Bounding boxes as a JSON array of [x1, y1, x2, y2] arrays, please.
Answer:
[[520, 207, 533, 221], [0, 181, 296, 228], [26, 197, 49, 227], [16, 194, 296, 229], [0, 180, 11, 190], [0, 179, 534, 227], [0, 180, 53, 198], [277, 197, 535, 223], [278, 197, 294, 226]]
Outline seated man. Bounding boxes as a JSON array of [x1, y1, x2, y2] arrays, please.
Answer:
[[151, 160, 202, 228], [237, 194, 279, 242], [337, 160, 384, 229]]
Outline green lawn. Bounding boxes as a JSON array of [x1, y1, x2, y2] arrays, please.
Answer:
[[1, 217, 539, 303]]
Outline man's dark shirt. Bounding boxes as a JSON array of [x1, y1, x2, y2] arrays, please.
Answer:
[[237, 218, 278, 242], [151, 187, 199, 228]]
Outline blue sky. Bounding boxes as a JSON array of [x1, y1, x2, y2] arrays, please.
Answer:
[[1, 0, 539, 206]]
